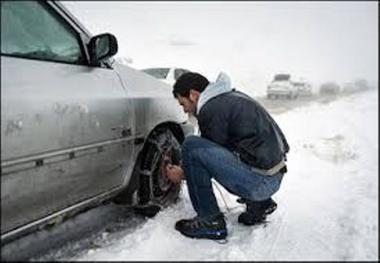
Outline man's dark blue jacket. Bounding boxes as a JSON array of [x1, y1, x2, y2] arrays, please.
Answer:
[[196, 73, 289, 171]]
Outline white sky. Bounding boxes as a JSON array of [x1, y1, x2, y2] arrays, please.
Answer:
[[63, 1, 378, 95]]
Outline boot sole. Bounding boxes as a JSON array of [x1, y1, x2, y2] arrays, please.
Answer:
[[178, 229, 227, 240]]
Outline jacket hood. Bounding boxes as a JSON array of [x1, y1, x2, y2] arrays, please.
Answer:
[[196, 72, 233, 115]]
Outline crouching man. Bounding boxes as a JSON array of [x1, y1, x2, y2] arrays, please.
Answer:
[[164, 72, 289, 240]]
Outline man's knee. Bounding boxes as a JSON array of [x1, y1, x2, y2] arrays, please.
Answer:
[[182, 136, 211, 164], [182, 135, 205, 152]]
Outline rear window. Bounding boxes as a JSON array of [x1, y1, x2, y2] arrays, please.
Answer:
[[293, 82, 304, 87], [274, 74, 290, 81], [142, 68, 170, 79]]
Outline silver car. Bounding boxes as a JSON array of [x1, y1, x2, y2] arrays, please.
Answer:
[[1, 1, 193, 244]]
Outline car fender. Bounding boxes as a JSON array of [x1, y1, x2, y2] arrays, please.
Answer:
[[112, 63, 189, 140]]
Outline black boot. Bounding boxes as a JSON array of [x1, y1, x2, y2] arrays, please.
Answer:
[[237, 198, 277, 225], [175, 214, 227, 240]]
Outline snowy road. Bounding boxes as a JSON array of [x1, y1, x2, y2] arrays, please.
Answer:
[[3, 90, 378, 261]]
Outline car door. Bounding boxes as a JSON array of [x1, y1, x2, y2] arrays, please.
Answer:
[[1, 1, 135, 235]]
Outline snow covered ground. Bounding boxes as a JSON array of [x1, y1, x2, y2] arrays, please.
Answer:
[[63, 89, 378, 261]]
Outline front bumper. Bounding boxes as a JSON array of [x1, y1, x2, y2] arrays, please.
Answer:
[[267, 90, 292, 95]]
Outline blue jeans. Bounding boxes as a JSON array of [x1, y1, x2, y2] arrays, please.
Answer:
[[182, 136, 284, 220]]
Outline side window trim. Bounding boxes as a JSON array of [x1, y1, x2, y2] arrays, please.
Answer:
[[46, 1, 113, 69], [47, 2, 92, 39], [46, 1, 91, 64], [42, 1, 112, 69]]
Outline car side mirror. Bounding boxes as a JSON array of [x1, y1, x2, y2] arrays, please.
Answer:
[[88, 33, 118, 66]]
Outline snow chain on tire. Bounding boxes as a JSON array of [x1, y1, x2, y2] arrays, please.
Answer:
[[135, 129, 182, 217]]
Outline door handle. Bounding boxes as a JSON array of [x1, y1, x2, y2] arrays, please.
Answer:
[[111, 126, 132, 137], [110, 125, 125, 131]]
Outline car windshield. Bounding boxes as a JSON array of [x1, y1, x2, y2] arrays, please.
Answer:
[[274, 74, 290, 81], [142, 68, 170, 79]]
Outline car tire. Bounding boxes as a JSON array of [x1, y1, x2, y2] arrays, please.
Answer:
[[134, 129, 182, 217]]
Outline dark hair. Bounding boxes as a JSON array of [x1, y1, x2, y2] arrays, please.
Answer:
[[172, 72, 209, 98]]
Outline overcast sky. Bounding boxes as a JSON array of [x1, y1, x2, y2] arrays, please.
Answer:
[[63, 1, 378, 94]]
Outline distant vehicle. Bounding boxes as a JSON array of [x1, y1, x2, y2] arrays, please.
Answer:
[[1, 1, 194, 245], [267, 74, 298, 99], [141, 67, 191, 86], [293, 81, 313, 97], [319, 82, 340, 95], [342, 79, 371, 94], [342, 82, 359, 94]]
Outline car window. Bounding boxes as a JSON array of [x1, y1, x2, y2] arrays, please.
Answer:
[[142, 68, 170, 79], [1, 1, 85, 64], [174, 69, 189, 80]]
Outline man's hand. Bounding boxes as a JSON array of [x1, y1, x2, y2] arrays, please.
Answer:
[[164, 164, 184, 184]]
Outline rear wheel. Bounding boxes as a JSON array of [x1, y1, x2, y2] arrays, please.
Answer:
[[134, 129, 182, 217]]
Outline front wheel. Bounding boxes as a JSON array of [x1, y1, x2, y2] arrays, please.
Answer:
[[134, 129, 182, 217]]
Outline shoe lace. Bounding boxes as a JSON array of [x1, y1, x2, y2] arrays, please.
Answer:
[[188, 217, 208, 229], [212, 181, 231, 212], [183, 181, 242, 213], [187, 216, 223, 230], [211, 181, 242, 213]]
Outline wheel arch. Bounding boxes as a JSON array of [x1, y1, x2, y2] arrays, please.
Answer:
[[150, 121, 185, 143]]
